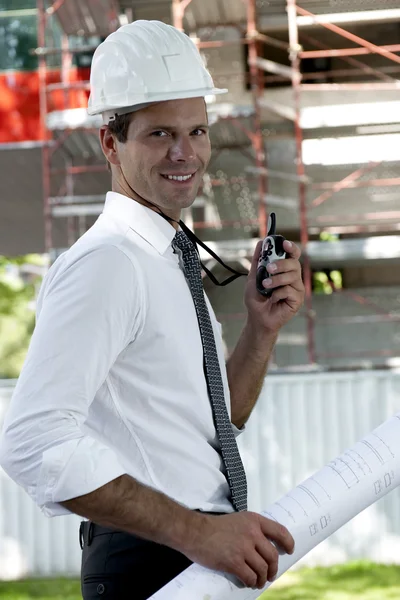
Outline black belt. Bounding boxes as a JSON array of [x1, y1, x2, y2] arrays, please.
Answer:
[[79, 521, 117, 549], [79, 511, 227, 550]]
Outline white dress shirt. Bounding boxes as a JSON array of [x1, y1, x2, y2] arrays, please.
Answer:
[[0, 192, 243, 518]]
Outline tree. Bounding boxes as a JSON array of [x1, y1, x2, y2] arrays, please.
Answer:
[[0, 255, 45, 379]]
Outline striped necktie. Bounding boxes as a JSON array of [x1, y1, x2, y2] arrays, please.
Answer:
[[173, 230, 247, 512]]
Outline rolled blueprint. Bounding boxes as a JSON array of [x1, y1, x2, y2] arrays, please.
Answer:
[[151, 412, 400, 599]]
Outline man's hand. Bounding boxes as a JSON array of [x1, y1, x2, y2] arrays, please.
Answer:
[[245, 239, 304, 333], [183, 512, 295, 590]]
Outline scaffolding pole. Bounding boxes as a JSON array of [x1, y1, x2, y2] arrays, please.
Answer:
[[36, 0, 120, 257], [287, 0, 316, 365], [246, 0, 268, 239], [300, 43, 400, 60], [37, 0, 52, 253]]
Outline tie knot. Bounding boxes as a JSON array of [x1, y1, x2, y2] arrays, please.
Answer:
[[173, 230, 195, 253]]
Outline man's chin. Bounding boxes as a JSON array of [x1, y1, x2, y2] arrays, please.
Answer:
[[167, 189, 199, 209]]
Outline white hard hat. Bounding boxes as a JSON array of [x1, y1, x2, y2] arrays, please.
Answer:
[[87, 20, 227, 124]]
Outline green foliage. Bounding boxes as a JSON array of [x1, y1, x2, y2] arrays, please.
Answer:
[[313, 231, 343, 295], [320, 231, 339, 243], [0, 255, 45, 379], [313, 270, 343, 295]]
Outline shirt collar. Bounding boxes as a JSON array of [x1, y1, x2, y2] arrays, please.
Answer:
[[103, 191, 177, 255]]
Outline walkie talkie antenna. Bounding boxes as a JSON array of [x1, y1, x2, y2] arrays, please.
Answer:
[[267, 212, 276, 236]]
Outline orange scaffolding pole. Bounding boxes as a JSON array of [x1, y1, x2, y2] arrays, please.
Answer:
[[246, 0, 268, 239], [286, 0, 316, 365], [300, 43, 400, 60], [311, 162, 381, 208]]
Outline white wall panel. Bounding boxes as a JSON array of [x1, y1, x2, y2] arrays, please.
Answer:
[[1, 370, 400, 578]]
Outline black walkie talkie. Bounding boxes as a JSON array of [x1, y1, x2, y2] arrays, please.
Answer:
[[256, 212, 286, 297]]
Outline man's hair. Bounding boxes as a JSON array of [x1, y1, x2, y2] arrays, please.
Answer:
[[105, 112, 132, 171], [107, 112, 132, 143]]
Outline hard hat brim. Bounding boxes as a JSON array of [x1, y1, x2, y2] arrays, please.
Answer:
[[88, 87, 228, 122]]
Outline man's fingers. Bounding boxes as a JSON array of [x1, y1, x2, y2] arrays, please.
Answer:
[[269, 285, 303, 306], [245, 551, 270, 589], [283, 240, 301, 259], [259, 518, 295, 555], [235, 563, 259, 589], [262, 272, 304, 294], [255, 541, 280, 582], [267, 258, 301, 276]]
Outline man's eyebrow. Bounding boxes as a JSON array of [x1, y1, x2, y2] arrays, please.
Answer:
[[192, 123, 209, 130], [143, 123, 209, 132]]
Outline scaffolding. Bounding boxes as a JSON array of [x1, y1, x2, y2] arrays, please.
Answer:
[[35, 0, 400, 369], [35, 0, 120, 254]]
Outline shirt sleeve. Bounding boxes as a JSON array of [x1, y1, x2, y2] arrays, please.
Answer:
[[0, 244, 143, 517], [231, 423, 246, 438]]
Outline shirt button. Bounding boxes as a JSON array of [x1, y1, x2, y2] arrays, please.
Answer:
[[97, 583, 105, 595]]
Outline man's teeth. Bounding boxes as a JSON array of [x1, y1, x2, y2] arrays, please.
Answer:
[[165, 174, 193, 181]]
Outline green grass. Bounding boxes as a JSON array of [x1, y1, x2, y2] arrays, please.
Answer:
[[0, 562, 399, 599], [261, 561, 400, 600], [0, 578, 81, 599]]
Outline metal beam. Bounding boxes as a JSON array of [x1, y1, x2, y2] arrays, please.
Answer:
[[253, 193, 298, 210], [49, 195, 105, 205], [172, 0, 193, 31], [32, 45, 98, 55], [0, 8, 37, 17], [315, 210, 400, 224], [300, 43, 400, 60], [253, 57, 295, 80], [300, 32, 395, 83], [311, 162, 380, 207], [296, 6, 400, 67], [51, 204, 105, 217], [296, 8, 400, 27], [245, 165, 311, 183], [259, 98, 296, 121], [46, 82, 90, 92], [197, 38, 250, 49], [301, 82, 400, 91], [313, 177, 400, 191], [255, 32, 290, 51], [266, 65, 400, 84]]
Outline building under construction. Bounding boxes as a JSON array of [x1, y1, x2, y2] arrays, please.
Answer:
[[1, 0, 400, 369]]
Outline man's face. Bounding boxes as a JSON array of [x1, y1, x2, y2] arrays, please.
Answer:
[[115, 98, 211, 219]]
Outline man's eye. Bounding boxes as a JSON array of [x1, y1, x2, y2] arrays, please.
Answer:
[[151, 131, 168, 137], [192, 129, 206, 136]]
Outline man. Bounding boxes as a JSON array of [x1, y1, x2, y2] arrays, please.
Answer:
[[0, 20, 304, 599]]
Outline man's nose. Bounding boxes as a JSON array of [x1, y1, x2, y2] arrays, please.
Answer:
[[168, 136, 196, 162]]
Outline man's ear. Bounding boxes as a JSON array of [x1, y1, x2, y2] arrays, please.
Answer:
[[99, 126, 120, 167]]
